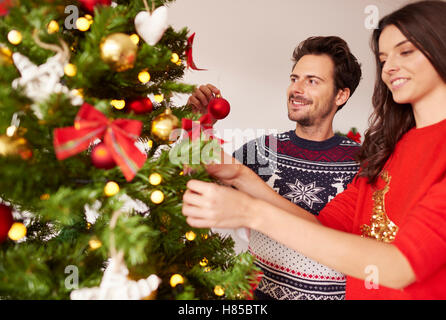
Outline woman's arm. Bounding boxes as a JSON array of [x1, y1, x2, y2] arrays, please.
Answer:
[[205, 155, 319, 224], [182, 180, 416, 290]]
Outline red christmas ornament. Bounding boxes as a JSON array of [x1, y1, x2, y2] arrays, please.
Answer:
[[128, 98, 153, 114], [91, 142, 116, 170], [79, 0, 112, 13], [208, 96, 231, 120], [0, 203, 14, 243]]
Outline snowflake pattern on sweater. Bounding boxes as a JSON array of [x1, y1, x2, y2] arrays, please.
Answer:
[[233, 131, 360, 300]]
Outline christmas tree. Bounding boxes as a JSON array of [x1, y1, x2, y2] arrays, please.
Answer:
[[0, 0, 257, 300]]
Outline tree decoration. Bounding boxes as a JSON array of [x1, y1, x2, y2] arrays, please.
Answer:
[[208, 95, 231, 120], [186, 33, 206, 71], [104, 181, 120, 197], [79, 0, 112, 13], [0, 0, 258, 301], [134, 1, 168, 46], [91, 142, 117, 170], [0, 203, 14, 243], [53, 103, 147, 181], [100, 33, 138, 72], [128, 97, 153, 114], [148, 173, 162, 186], [150, 190, 164, 204], [0, 135, 33, 160], [169, 274, 184, 288], [7, 30, 22, 45], [11, 34, 83, 118], [76, 17, 91, 32], [151, 107, 179, 143], [71, 210, 161, 300], [47, 20, 59, 34], [8, 222, 27, 241], [0, 46, 13, 65]]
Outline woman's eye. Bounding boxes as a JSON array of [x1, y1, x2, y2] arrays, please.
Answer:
[[401, 50, 413, 56]]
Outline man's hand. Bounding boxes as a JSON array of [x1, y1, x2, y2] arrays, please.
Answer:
[[187, 84, 221, 115]]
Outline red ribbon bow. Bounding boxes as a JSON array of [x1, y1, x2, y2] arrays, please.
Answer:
[[186, 33, 207, 71], [53, 103, 147, 181], [347, 130, 362, 144], [182, 113, 213, 140], [181, 113, 225, 144]]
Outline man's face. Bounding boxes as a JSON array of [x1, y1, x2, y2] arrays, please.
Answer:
[[287, 54, 338, 127]]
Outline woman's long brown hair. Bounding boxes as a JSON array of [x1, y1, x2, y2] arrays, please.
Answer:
[[357, 0, 446, 185]]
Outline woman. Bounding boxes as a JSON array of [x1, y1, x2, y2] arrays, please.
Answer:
[[181, 0, 446, 299]]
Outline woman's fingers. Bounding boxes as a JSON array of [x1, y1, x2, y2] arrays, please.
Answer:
[[186, 180, 214, 195], [183, 189, 205, 207], [186, 217, 214, 229]]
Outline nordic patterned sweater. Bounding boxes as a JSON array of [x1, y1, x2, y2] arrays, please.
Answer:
[[233, 130, 360, 300]]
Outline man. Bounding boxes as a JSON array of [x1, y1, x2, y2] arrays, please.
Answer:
[[187, 36, 362, 300]]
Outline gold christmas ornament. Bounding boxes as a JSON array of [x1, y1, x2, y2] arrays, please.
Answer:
[[150, 190, 165, 204], [47, 20, 60, 34], [100, 33, 138, 72], [148, 173, 162, 186], [8, 30, 22, 45], [0, 135, 32, 160], [0, 46, 13, 65], [8, 223, 27, 241], [151, 108, 179, 143], [104, 181, 120, 197], [170, 274, 184, 287]]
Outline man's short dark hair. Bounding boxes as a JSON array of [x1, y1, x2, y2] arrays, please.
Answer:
[[292, 36, 362, 111]]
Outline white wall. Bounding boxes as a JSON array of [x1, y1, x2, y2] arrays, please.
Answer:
[[168, 0, 410, 148], [167, 0, 411, 252]]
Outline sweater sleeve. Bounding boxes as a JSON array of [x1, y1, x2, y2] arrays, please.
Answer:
[[392, 176, 446, 282], [316, 175, 360, 233]]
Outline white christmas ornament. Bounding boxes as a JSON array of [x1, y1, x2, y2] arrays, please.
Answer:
[[70, 252, 161, 300], [12, 52, 83, 118], [134, 6, 168, 46]]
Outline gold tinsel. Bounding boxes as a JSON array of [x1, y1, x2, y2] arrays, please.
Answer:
[[361, 171, 399, 243]]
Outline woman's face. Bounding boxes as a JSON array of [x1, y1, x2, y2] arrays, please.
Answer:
[[378, 25, 443, 106]]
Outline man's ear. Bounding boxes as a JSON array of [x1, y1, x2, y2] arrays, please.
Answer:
[[335, 88, 351, 108]]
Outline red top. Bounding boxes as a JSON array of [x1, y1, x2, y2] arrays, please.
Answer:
[[318, 118, 446, 300]]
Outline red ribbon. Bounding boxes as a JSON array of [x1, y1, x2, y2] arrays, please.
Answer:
[[182, 113, 213, 140], [186, 33, 207, 71], [181, 113, 225, 144], [53, 103, 147, 181], [347, 130, 362, 144]]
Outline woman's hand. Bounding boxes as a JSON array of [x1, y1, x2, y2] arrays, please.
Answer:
[[204, 151, 246, 187], [182, 180, 255, 229]]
